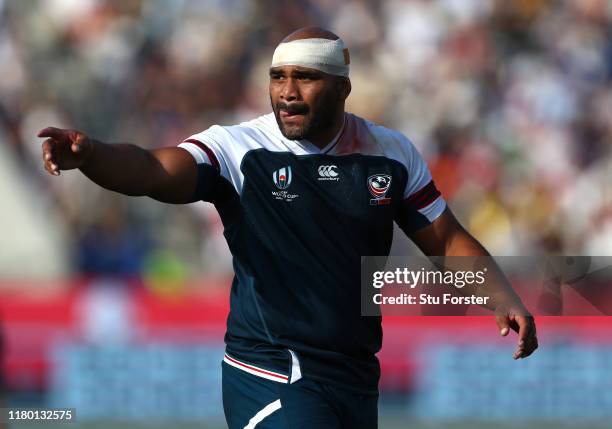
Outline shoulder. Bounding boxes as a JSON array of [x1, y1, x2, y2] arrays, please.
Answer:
[[183, 114, 282, 171], [207, 113, 280, 144], [351, 115, 422, 167]]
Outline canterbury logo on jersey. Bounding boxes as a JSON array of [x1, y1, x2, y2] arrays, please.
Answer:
[[318, 165, 339, 181]]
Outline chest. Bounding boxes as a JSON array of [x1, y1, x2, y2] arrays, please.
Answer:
[[239, 150, 407, 228]]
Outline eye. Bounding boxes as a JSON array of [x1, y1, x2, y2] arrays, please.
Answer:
[[297, 72, 322, 81], [295, 73, 311, 80]]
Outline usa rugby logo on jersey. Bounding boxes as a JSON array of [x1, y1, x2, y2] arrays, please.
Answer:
[[368, 174, 392, 205], [272, 166, 299, 201]]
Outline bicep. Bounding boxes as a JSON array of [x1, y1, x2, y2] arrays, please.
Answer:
[[407, 208, 487, 256], [148, 147, 200, 204], [407, 208, 464, 256]]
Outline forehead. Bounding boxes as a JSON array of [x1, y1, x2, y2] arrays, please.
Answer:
[[269, 65, 326, 75]]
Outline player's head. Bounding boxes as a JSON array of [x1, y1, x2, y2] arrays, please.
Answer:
[[269, 27, 351, 141]]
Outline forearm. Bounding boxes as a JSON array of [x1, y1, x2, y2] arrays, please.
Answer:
[[411, 209, 538, 357], [79, 140, 163, 197], [443, 230, 524, 311]]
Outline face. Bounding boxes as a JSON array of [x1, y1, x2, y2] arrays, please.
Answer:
[[269, 65, 346, 141]]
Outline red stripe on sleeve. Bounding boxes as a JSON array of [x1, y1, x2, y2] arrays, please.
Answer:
[[184, 138, 220, 171], [404, 180, 441, 210]]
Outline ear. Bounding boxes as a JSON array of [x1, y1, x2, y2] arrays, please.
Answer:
[[341, 78, 352, 100]]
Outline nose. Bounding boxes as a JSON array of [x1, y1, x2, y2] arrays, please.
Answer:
[[280, 78, 299, 102]]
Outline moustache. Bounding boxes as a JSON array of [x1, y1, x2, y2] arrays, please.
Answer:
[[276, 102, 309, 115]]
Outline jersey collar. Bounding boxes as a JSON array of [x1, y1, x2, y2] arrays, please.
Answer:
[[294, 114, 347, 155]]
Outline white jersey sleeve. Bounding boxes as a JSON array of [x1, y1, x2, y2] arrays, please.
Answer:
[[178, 125, 232, 182], [179, 115, 283, 197], [177, 125, 247, 203], [368, 123, 446, 231], [398, 136, 446, 223]]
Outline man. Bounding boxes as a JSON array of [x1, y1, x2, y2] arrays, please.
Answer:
[[39, 27, 537, 429]]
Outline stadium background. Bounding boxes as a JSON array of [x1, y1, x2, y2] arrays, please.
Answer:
[[1, 0, 611, 428]]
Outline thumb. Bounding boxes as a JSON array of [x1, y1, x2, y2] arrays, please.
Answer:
[[496, 314, 510, 337]]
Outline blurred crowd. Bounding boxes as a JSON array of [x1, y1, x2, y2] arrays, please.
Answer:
[[0, 0, 611, 280]]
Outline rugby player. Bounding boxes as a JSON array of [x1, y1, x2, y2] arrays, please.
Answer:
[[38, 27, 538, 429]]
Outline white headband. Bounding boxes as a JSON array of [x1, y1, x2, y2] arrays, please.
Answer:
[[271, 38, 350, 77]]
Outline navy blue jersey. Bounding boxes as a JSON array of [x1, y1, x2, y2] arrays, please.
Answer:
[[179, 113, 445, 393]]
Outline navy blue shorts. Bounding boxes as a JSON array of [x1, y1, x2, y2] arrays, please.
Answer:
[[222, 357, 378, 428]]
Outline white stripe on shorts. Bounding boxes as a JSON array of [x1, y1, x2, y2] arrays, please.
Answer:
[[244, 399, 282, 429]]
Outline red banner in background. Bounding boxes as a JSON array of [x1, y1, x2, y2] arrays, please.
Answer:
[[1, 279, 612, 392]]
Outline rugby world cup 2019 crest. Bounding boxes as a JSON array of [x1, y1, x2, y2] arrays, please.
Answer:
[[273, 166, 292, 189], [368, 174, 392, 205], [272, 166, 299, 201]]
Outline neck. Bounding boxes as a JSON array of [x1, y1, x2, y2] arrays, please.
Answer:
[[308, 110, 346, 149]]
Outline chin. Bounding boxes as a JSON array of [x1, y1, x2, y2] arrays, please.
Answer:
[[280, 125, 308, 141], [282, 130, 306, 140]]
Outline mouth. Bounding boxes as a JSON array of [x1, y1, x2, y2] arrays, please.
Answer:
[[280, 110, 303, 119], [278, 104, 308, 119]]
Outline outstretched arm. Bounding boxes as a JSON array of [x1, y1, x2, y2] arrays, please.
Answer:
[[408, 208, 539, 359], [38, 127, 199, 204]]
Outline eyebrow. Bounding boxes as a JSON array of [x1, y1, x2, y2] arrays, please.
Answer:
[[269, 68, 323, 78], [293, 69, 323, 78]]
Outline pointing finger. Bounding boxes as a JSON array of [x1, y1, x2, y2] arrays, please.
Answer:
[[37, 127, 66, 139]]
